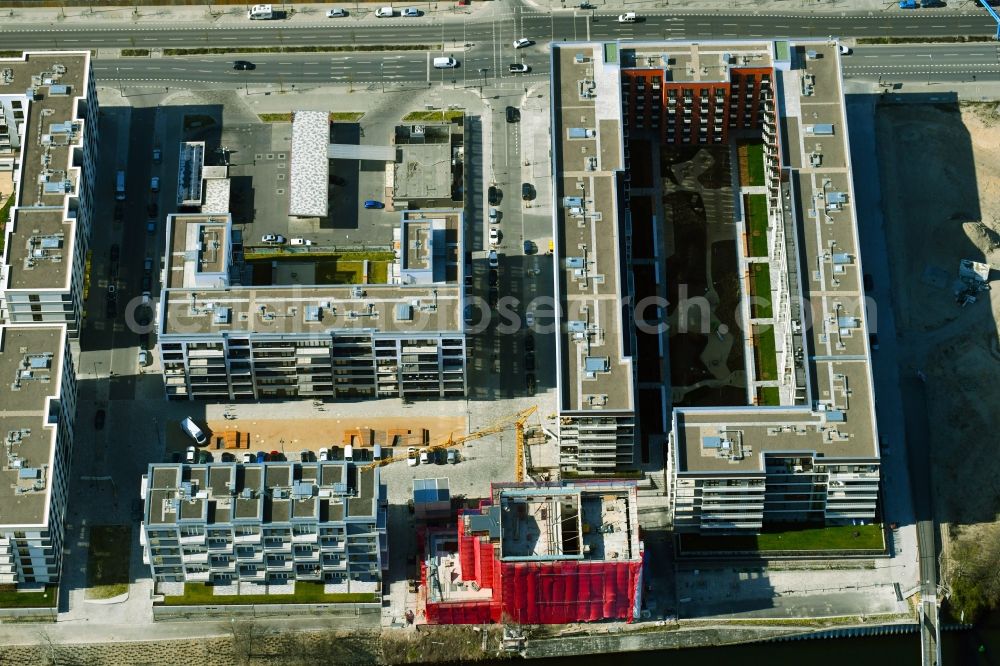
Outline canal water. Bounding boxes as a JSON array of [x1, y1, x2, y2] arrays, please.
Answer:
[[513, 612, 1000, 665]]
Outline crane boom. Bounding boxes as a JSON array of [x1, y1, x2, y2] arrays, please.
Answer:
[[360, 406, 538, 471]]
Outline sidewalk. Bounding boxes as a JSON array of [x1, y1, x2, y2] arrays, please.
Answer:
[[0, 1, 498, 26], [0, 0, 987, 27]]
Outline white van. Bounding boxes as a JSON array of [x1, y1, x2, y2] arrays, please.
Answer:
[[373, 444, 383, 461], [433, 56, 458, 69], [248, 4, 273, 19], [181, 417, 207, 446], [375, 6, 393, 17], [344, 444, 354, 462], [617, 12, 637, 22]]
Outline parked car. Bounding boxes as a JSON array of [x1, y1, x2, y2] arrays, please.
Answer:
[[489, 227, 500, 247], [401, 7, 421, 16], [147, 202, 158, 218], [523, 240, 535, 255], [512, 38, 533, 49], [290, 238, 314, 246], [186, 446, 196, 463], [489, 269, 499, 287], [94, 409, 106, 430], [150, 176, 160, 192], [326, 7, 347, 17], [364, 199, 385, 209], [508, 63, 530, 74], [261, 234, 286, 244], [242, 452, 254, 463], [525, 312, 535, 328], [447, 449, 458, 464], [146, 221, 156, 235], [233, 60, 256, 71], [489, 206, 500, 222], [869, 333, 880, 351], [488, 250, 498, 268], [221, 452, 236, 462], [137, 349, 150, 367], [419, 448, 431, 465], [152, 148, 162, 163], [197, 450, 212, 464], [180, 417, 208, 445], [617, 11, 638, 22], [319, 447, 330, 461], [488, 287, 499, 309], [863, 273, 874, 292], [839, 44, 852, 55], [521, 182, 534, 200], [375, 6, 393, 17], [488, 185, 502, 205], [407, 446, 419, 466], [256, 451, 268, 463], [434, 449, 447, 464], [506, 106, 520, 123]]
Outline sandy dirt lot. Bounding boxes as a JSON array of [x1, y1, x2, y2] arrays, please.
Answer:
[[876, 101, 1000, 532], [167, 415, 467, 457]]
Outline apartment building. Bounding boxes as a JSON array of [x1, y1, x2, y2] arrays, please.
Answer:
[[425, 481, 644, 624], [0, 325, 77, 588], [140, 460, 386, 588], [550, 40, 880, 531], [0, 52, 99, 336], [156, 211, 467, 401]]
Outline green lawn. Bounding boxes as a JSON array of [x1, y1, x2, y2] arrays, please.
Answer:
[[86, 525, 132, 600], [330, 112, 364, 122], [402, 110, 465, 122], [749, 263, 773, 319], [753, 325, 778, 382], [680, 524, 885, 553], [0, 585, 57, 608], [745, 194, 769, 257], [160, 581, 378, 606], [757, 386, 780, 406], [369, 261, 389, 284], [745, 142, 766, 187], [0, 194, 13, 253]]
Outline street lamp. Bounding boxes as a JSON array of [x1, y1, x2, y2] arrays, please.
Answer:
[[478, 67, 488, 92], [380, 62, 385, 93]]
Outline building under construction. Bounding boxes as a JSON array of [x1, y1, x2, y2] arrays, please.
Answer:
[[423, 481, 644, 624]]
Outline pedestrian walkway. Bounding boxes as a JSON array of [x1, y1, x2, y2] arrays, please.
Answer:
[[0, 0, 985, 28], [0, 1, 498, 26]]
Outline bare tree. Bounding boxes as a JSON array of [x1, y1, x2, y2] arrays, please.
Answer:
[[227, 617, 258, 666]]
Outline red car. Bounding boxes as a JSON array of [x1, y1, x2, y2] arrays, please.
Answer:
[[457, 0, 469, 5]]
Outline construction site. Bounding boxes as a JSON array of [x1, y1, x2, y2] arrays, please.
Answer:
[[875, 100, 1000, 549]]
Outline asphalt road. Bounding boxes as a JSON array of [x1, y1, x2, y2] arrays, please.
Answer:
[[1, 10, 997, 51], [92, 42, 1000, 87]]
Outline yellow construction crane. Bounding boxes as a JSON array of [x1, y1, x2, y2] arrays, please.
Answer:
[[513, 406, 537, 483], [361, 406, 538, 472]]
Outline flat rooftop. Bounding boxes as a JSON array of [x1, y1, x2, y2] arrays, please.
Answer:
[[160, 210, 464, 337], [1, 52, 89, 291], [551, 43, 634, 415], [164, 213, 231, 289], [496, 484, 640, 562], [289, 110, 329, 218], [0, 326, 66, 527], [394, 124, 454, 202], [144, 461, 380, 527]]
